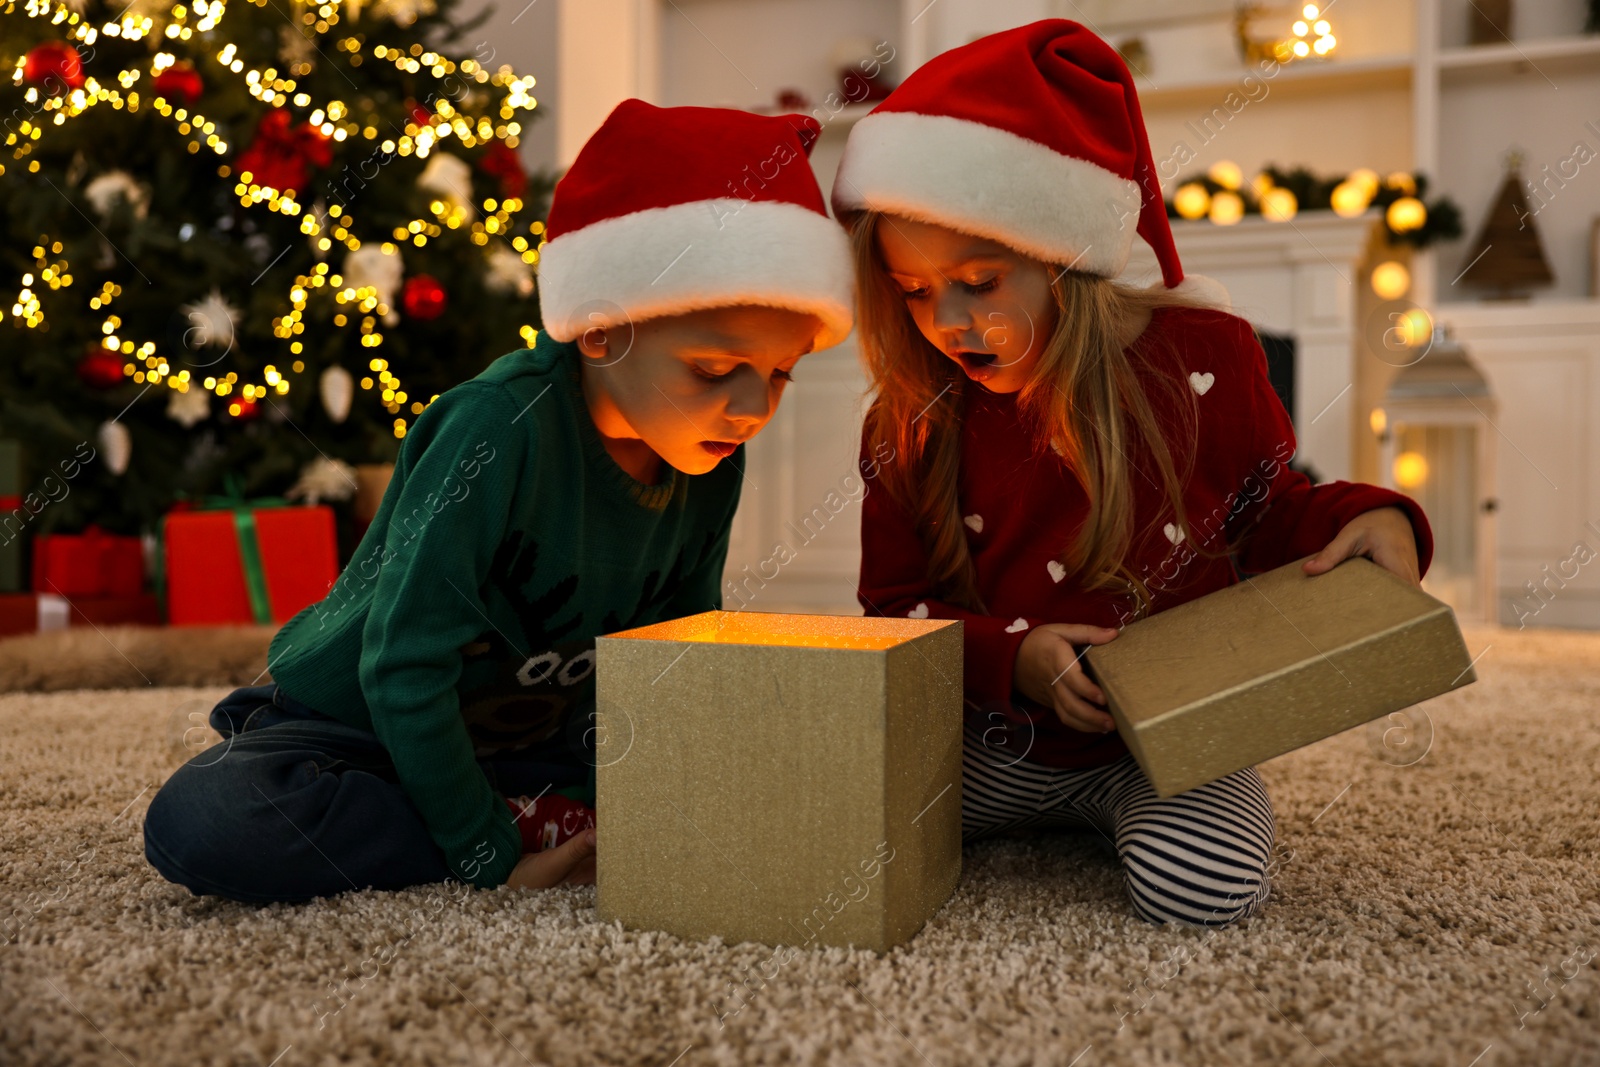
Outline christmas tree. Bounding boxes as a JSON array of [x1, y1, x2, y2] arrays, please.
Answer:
[[0, 0, 552, 541]]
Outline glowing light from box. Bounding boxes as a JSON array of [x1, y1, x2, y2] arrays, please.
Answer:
[[1394, 450, 1428, 489], [1371, 261, 1411, 300], [610, 611, 943, 651]]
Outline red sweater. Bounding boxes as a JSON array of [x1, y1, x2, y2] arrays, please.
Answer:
[[857, 305, 1435, 769]]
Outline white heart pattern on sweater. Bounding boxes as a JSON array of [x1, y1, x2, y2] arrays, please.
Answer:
[[1189, 371, 1214, 395], [1163, 522, 1185, 545], [1047, 560, 1066, 583], [908, 602, 929, 619], [1005, 618, 1029, 633], [964, 514, 984, 532]]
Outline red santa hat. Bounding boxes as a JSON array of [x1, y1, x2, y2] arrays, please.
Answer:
[[831, 20, 1229, 310], [538, 99, 855, 347]]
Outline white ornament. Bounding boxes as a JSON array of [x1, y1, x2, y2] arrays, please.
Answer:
[[320, 364, 354, 423], [179, 288, 240, 352], [963, 513, 984, 533], [484, 245, 534, 298], [165, 385, 210, 428], [1163, 522, 1186, 545], [907, 602, 929, 619], [98, 420, 131, 476], [1005, 618, 1029, 633], [84, 170, 149, 221], [417, 152, 476, 221], [342, 244, 404, 326], [279, 23, 318, 70], [1047, 560, 1066, 583], [1188, 371, 1214, 395], [286, 456, 359, 506]]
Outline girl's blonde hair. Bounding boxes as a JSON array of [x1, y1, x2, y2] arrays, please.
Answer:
[[850, 208, 1236, 619]]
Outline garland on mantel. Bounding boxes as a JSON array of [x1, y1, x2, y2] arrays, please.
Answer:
[[1164, 164, 1464, 249]]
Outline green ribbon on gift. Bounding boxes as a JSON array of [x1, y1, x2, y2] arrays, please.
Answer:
[[153, 473, 290, 625]]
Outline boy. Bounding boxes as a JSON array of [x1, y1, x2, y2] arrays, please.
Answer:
[[143, 99, 854, 900]]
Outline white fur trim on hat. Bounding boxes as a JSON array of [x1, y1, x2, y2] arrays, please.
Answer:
[[831, 111, 1142, 275], [536, 198, 854, 349]]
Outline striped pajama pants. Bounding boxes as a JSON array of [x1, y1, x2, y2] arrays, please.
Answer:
[[961, 722, 1276, 927]]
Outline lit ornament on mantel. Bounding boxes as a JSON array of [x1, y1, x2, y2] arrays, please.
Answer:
[[1261, 187, 1298, 222], [1208, 190, 1244, 226], [1174, 182, 1211, 220]]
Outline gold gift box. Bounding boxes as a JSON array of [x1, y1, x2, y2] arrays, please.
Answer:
[[595, 611, 963, 953], [1084, 556, 1477, 797]]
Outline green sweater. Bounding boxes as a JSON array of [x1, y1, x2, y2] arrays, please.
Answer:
[[266, 331, 743, 889]]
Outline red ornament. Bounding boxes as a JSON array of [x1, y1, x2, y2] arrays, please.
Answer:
[[228, 396, 260, 421], [233, 109, 333, 194], [153, 61, 204, 105], [401, 274, 448, 320], [22, 41, 83, 93], [77, 347, 126, 390], [478, 141, 528, 200]]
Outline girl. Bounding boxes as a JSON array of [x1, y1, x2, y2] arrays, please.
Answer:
[[831, 21, 1434, 927]]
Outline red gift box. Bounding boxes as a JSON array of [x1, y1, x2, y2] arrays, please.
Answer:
[[160, 504, 339, 627], [31, 524, 145, 598]]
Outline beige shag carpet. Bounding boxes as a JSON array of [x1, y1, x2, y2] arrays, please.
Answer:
[[2, 623, 1597, 1067], [0, 624, 276, 692]]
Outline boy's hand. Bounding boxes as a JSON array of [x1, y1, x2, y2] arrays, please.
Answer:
[[505, 829, 597, 889], [1013, 623, 1120, 734], [1302, 506, 1421, 587]]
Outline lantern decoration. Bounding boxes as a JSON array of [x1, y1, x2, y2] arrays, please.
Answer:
[[22, 41, 84, 91], [401, 274, 448, 320], [320, 364, 354, 423], [77, 346, 127, 389], [98, 420, 132, 475], [152, 60, 204, 105], [1376, 328, 1499, 623]]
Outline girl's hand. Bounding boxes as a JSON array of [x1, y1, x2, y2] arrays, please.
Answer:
[[1302, 506, 1421, 587], [1013, 623, 1120, 734], [504, 829, 597, 889]]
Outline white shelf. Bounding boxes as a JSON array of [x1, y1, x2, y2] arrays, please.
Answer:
[[1438, 34, 1600, 79], [1135, 54, 1414, 107]]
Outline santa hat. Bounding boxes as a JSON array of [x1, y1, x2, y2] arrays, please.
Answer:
[[830, 20, 1229, 310], [538, 99, 855, 347]]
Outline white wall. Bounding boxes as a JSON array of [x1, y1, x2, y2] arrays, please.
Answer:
[[449, 0, 561, 172]]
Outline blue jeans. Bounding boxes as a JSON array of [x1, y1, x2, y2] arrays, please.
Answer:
[[143, 682, 588, 904]]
